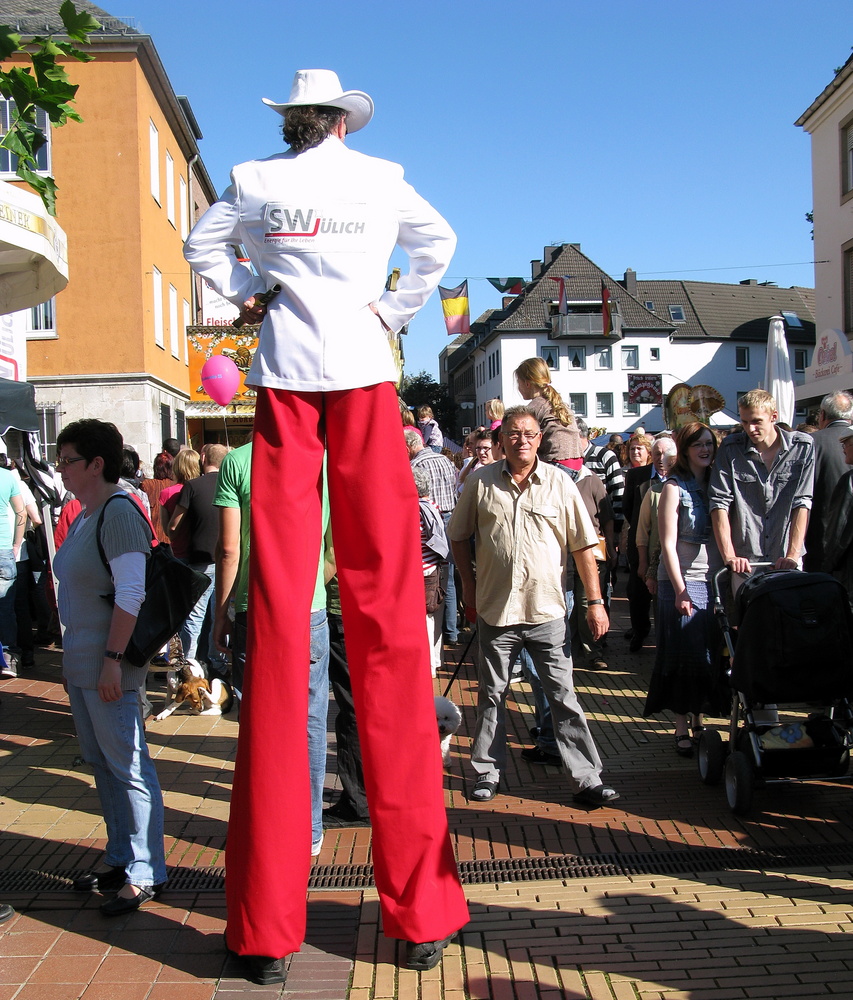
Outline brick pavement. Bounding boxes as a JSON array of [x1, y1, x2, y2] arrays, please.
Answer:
[[1, 586, 852, 998]]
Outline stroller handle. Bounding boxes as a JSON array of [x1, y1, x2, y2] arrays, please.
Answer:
[[711, 561, 776, 614]]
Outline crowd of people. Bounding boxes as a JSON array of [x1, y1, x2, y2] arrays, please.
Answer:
[[7, 60, 853, 988]]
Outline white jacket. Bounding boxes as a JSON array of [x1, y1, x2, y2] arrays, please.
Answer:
[[183, 137, 456, 393]]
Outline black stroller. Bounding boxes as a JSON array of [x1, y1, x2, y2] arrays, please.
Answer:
[[697, 565, 853, 814]]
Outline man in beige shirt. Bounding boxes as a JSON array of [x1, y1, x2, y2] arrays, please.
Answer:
[[448, 406, 620, 807]]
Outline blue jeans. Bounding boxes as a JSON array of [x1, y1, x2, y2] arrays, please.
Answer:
[[441, 511, 458, 642], [0, 549, 17, 658], [180, 563, 229, 674], [309, 609, 330, 849], [67, 685, 166, 887]]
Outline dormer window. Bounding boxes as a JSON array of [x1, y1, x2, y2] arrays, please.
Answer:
[[668, 305, 686, 322]]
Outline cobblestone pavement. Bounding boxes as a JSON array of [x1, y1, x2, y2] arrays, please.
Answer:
[[1, 585, 852, 999]]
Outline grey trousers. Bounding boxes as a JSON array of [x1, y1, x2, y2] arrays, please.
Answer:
[[472, 616, 604, 794]]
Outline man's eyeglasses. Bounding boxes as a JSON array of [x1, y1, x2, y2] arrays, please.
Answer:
[[56, 456, 86, 469], [503, 431, 541, 442]]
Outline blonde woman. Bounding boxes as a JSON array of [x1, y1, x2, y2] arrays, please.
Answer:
[[514, 357, 583, 470]]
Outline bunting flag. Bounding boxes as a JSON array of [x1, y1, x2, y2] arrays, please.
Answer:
[[601, 279, 613, 337], [548, 275, 568, 315], [487, 277, 527, 295], [439, 279, 470, 336]]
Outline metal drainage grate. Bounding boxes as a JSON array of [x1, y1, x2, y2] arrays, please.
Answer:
[[3, 842, 853, 895]]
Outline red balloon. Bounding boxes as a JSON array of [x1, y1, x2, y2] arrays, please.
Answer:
[[201, 355, 240, 406]]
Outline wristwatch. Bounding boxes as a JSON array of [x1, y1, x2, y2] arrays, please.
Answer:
[[588, 599, 605, 606], [104, 649, 124, 661]]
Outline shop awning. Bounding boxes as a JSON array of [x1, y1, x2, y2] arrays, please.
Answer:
[[0, 180, 68, 314]]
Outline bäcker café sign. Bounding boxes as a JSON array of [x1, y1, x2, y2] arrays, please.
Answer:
[[795, 329, 853, 400]]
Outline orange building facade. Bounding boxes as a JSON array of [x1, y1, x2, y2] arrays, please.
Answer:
[[3, 7, 218, 464]]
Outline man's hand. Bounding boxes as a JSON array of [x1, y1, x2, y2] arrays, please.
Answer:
[[214, 613, 232, 655], [586, 605, 609, 641], [460, 581, 477, 623], [645, 575, 658, 596], [775, 556, 798, 571], [369, 302, 391, 332], [727, 556, 752, 575], [238, 295, 268, 326]]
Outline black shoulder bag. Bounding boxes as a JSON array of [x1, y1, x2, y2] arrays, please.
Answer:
[[96, 494, 210, 668]]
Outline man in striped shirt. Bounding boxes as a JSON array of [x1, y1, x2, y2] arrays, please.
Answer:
[[405, 428, 459, 645]]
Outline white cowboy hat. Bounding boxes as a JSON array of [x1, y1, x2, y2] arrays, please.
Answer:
[[262, 69, 374, 133]]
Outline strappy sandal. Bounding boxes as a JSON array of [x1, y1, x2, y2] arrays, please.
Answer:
[[471, 777, 499, 802], [674, 733, 694, 757]]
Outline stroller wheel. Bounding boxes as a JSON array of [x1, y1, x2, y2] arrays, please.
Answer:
[[697, 729, 725, 785], [725, 751, 754, 814]]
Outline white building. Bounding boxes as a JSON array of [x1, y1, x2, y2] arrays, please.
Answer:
[[796, 50, 853, 340], [440, 243, 816, 436]]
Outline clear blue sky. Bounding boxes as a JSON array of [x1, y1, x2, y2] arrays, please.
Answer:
[[126, 0, 848, 378]]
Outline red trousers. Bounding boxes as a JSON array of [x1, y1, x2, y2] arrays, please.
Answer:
[[226, 382, 468, 958]]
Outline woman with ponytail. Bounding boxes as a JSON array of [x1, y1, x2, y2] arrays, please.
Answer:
[[514, 357, 583, 471]]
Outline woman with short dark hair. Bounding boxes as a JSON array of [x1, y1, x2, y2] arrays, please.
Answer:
[[53, 419, 166, 914]]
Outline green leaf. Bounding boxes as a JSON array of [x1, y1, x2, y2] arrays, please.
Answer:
[[0, 27, 22, 61], [59, 0, 101, 43], [16, 163, 57, 216]]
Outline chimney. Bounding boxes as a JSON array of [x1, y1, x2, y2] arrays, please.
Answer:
[[531, 259, 542, 279], [622, 268, 637, 295], [740, 279, 758, 285], [544, 246, 560, 262], [502, 296, 515, 309]]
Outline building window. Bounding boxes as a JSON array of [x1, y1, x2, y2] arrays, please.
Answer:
[[26, 297, 56, 339], [621, 345, 639, 369], [595, 347, 612, 370], [165, 151, 175, 225], [596, 392, 613, 418], [160, 403, 171, 443], [183, 299, 191, 363], [179, 175, 188, 240], [152, 266, 164, 347], [644, 300, 655, 312], [176, 409, 186, 444], [169, 284, 179, 357], [37, 403, 60, 463], [569, 393, 586, 416], [843, 119, 853, 196], [794, 348, 807, 374], [149, 119, 160, 203], [668, 304, 686, 323], [0, 99, 50, 174], [650, 347, 660, 361], [566, 346, 586, 370], [540, 346, 558, 369], [623, 393, 640, 416], [735, 346, 750, 371], [845, 245, 853, 334]]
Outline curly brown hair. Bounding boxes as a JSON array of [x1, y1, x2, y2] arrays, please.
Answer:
[[283, 106, 347, 153]]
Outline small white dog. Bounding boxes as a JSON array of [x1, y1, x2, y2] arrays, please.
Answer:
[[434, 695, 462, 765]]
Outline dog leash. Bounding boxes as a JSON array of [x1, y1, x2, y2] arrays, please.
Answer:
[[442, 627, 477, 699]]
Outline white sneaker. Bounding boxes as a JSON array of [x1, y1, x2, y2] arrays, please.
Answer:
[[0, 654, 17, 678], [311, 834, 324, 857]]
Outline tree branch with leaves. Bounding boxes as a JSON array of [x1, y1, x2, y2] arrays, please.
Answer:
[[0, 0, 100, 215]]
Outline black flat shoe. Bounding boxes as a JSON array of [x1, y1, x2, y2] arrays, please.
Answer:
[[224, 935, 288, 985], [73, 865, 126, 892], [405, 933, 457, 970], [674, 733, 694, 757], [99, 882, 165, 916]]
